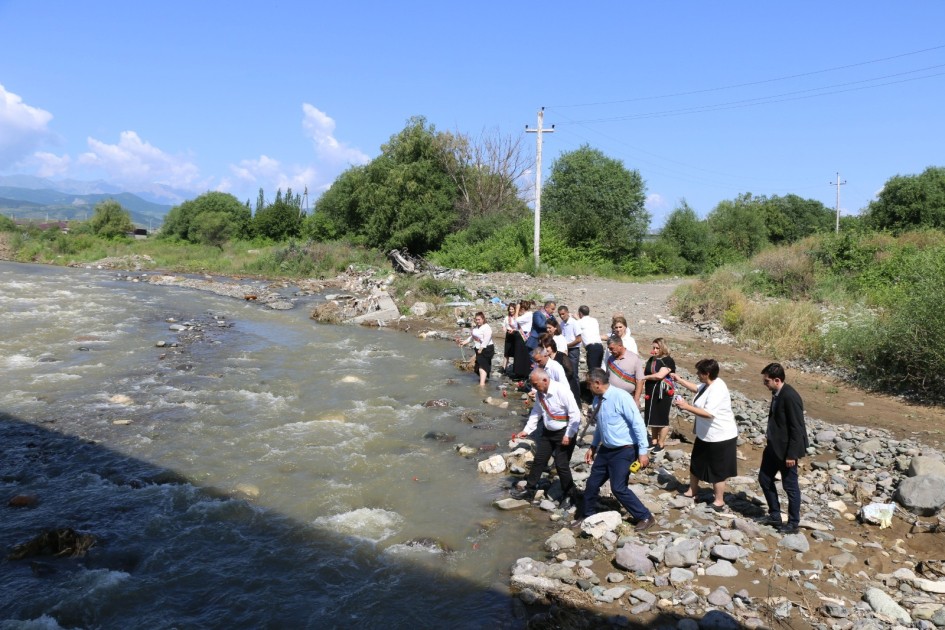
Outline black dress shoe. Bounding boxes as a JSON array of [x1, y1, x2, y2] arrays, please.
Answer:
[[558, 496, 573, 511], [755, 514, 782, 527], [509, 488, 534, 500], [778, 524, 800, 535], [634, 517, 655, 532]]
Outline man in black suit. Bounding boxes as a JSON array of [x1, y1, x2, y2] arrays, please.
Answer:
[[758, 363, 809, 534]]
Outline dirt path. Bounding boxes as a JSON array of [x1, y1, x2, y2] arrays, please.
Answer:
[[453, 273, 945, 450]]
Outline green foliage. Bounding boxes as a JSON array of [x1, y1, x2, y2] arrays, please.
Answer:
[[303, 167, 367, 241], [253, 188, 304, 241], [706, 193, 768, 260], [189, 211, 235, 249], [243, 240, 387, 277], [659, 201, 712, 274], [162, 191, 252, 244], [543, 145, 650, 259], [760, 194, 834, 245], [428, 213, 531, 272], [742, 241, 817, 298], [827, 245, 945, 399], [636, 240, 688, 276], [673, 228, 945, 399], [305, 117, 459, 254], [0, 215, 15, 231], [865, 166, 945, 231], [89, 199, 133, 239]]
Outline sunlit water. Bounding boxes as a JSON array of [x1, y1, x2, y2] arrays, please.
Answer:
[[0, 262, 546, 629]]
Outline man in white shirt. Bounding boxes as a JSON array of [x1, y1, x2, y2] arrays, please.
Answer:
[[557, 305, 583, 402], [577, 305, 604, 373], [511, 368, 582, 509], [531, 348, 567, 384]]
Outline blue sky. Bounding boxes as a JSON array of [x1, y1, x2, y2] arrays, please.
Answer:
[[1, 1, 943, 227]]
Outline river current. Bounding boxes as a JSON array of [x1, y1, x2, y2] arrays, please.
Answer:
[[0, 262, 546, 629]]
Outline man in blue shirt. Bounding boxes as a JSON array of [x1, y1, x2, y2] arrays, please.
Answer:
[[581, 368, 655, 532]]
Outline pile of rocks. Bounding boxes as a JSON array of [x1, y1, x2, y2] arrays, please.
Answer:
[[481, 382, 945, 628]]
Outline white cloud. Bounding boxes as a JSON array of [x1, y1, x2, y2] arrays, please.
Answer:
[[645, 193, 668, 209], [225, 105, 368, 201], [0, 83, 54, 168], [302, 103, 369, 165], [31, 151, 72, 177], [78, 131, 203, 190], [230, 156, 316, 198]]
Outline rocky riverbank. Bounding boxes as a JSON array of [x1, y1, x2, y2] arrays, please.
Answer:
[[66, 255, 945, 627], [478, 365, 945, 629]]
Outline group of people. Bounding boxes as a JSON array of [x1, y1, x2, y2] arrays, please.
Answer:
[[459, 301, 809, 534]]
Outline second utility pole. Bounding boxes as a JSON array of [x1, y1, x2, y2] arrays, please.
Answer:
[[526, 108, 553, 270], [830, 172, 847, 233]]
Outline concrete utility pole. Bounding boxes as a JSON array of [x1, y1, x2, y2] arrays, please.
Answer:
[[526, 108, 554, 270], [830, 172, 847, 233]]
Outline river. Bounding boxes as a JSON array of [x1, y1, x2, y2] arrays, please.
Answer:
[[0, 262, 546, 629]]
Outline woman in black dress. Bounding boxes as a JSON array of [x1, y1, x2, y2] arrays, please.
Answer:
[[642, 337, 675, 453]]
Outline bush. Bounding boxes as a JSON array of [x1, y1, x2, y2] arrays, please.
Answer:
[[827, 246, 945, 399], [745, 242, 816, 298]]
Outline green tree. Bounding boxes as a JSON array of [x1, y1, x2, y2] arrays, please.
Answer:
[[162, 191, 251, 244], [0, 215, 16, 232], [865, 166, 945, 231], [543, 145, 649, 259], [706, 193, 768, 261], [659, 200, 712, 274], [304, 116, 458, 254], [303, 166, 368, 242], [760, 194, 834, 244], [89, 199, 134, 238], [189, 211, 234, 249], [254, 188, 304, 241]]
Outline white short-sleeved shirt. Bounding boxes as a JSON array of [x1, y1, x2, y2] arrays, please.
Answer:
[[579, 316, 602, 346], [469, 324, 493, 350], [516, 312, 532, 336], [692, 378, 738, 442]]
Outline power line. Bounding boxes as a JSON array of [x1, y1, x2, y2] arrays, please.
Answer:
[[549, 43, 945, 108], [563, 64, 945, 124]]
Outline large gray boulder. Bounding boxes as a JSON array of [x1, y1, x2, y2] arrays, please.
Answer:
[[897, 475, 945, 516], [908, 456, 945, 478], [664, 538, 701, 567], [863, 587, 911, 624], [614, 543, 654, 574]]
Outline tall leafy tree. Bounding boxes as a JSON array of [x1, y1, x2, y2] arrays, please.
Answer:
[[304, 116, 458, 254], [659, 200, 712, 274], [543, 145, 649, 259], [254, 187, 304, 241], [760, 194, 833, 244], [706, 193, 768, 260], [89, 199, 134, 238], [161, 191, 251, 244], [865, 166, 945, 231]]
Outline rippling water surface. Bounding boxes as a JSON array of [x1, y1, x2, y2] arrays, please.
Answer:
[[0, 262, 545, 629]]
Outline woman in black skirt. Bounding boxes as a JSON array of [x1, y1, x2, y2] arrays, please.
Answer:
[[671, 358, 738, 511], [459, 312, 494, 387], [642, 338, 676, 452]]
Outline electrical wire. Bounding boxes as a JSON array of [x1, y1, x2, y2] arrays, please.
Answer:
[[549, 43, 945, 109]]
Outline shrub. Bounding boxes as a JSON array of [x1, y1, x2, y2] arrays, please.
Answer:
[[747, 242, 816, 298]]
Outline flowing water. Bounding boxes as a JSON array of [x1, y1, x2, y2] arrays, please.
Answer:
[[0, 262, 546, 629]]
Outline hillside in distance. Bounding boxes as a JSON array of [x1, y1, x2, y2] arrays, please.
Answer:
[[0, 185, 173, 228]]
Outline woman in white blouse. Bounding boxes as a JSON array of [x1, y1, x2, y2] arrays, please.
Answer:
[[459, 311, 494, 387], [672, 358, 738, 511]]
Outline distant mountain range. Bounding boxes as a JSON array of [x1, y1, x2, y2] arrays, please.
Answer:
[[0, 175, 179, 227]]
